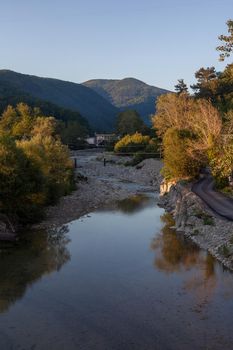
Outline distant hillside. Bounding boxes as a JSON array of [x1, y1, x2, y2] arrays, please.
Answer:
[[0, 80, 89, 130], [83, 78, 170, 124], [0, 70, 119, 131]]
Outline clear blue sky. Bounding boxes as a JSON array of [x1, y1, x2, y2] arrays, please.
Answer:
[[1, 0, 232, 90]]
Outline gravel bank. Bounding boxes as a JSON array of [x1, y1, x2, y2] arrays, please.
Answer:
[[159, 182, 233, 271], [34, 151, 162, 229]]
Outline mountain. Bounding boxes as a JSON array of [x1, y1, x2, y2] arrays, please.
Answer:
[[0, 79, 89, 131], [82, 78, 170, 124], [0, 70, 119, 131]]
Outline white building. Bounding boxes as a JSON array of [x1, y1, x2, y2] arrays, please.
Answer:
[[85, 133, 117, 146], [86, 137, 96, 145], [95, 133, 116, 146]]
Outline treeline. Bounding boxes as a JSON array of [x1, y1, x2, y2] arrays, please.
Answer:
[[0, 103, 75, 229], [153, 19, 233, 188], [0, 81, 90, 148], [113, 110, 160, 164]]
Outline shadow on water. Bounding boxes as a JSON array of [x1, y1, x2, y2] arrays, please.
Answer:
[[0, 225, 70, 313]]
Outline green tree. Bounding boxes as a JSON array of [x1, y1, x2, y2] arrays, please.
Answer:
[[116, 110, 145, 136], [190, 67, 218, 99], [208, 112, 233, 186], [174, 79, 188, 94], [208, 142, 233, 186], [18, 134, 74, 203], [31, 116, 57, 137], [215, 64, 233, 113], [162, 128, 200, 180], [59, 120, 88, 148], [0, 135, 45, 226], [0, 104, 75, 227], [216, 19, 233, 61], [0, 103, 36, 139]]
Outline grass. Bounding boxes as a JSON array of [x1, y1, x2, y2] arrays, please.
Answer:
[[220, 186, 233, 198], [193, 210, 215, 225], [218, 244, 231, 258], [191, 229, 199, 236], [203, 217, 215, 226], [193, 209, 205, 219]]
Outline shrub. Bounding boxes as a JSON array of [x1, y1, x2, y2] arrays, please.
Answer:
[[162, 128, 200, 180], [0, 136, 45, 225], [18, 135, 74, 204], [218, 244, 231, 258], [114, 132, 150, 154], [203, 217, 215, 225], [0, 104, 75, 227]]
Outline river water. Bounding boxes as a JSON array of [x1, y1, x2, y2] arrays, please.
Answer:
[[0, 193, 233, 350]]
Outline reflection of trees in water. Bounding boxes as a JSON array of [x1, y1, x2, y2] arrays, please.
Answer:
[[151, 213, 220, 304], [116, 195, 152, 214], [151, 213, 200, 273], [0, 225, 70, 313], [152, 214, 233, 307]]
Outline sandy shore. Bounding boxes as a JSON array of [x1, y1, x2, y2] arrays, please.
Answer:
[[34, 150, 162, 229]]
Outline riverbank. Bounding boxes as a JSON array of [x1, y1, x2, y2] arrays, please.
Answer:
[[159, 182, 233, 271], [33, 151, 162, 230]]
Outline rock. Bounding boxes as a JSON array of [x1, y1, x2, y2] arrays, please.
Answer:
[[160, 179, 176, 196], [160, 181, 233, 271], [33, 152, 163, 230]]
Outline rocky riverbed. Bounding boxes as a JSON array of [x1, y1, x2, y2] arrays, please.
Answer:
[[159, 182, 233, 271], [33, 151, 162, 229]]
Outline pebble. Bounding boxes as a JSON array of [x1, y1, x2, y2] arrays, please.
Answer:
[[32, 153, 162, 230]]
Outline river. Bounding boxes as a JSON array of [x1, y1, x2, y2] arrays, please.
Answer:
[[0, 192, 233, 349]]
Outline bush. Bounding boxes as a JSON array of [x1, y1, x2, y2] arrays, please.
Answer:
[[162, 128, 200, 180], [218, 244, 231, 258], [0, 104, 75, 227], [114, 132, 150, 154], [203, 217, 215, 225], [220, 186, 233, 196], [19, 135, 74, 204], [193, 210, 215, 225], [115, 133, 160, 166], [0, 136, 45, 225]]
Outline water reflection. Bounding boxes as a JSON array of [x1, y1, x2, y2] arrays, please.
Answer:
[[0, 225, 70, 313], [1, 195, 233, 349], [116, 194, 154, 214], [151, 213, 224, 305], [151, 213, 201, 273]]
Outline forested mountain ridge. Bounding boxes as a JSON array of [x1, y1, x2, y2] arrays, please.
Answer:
[[83, 77, 170, 124], [0, 70, 119, 131], [0, 79, 89, 131]]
